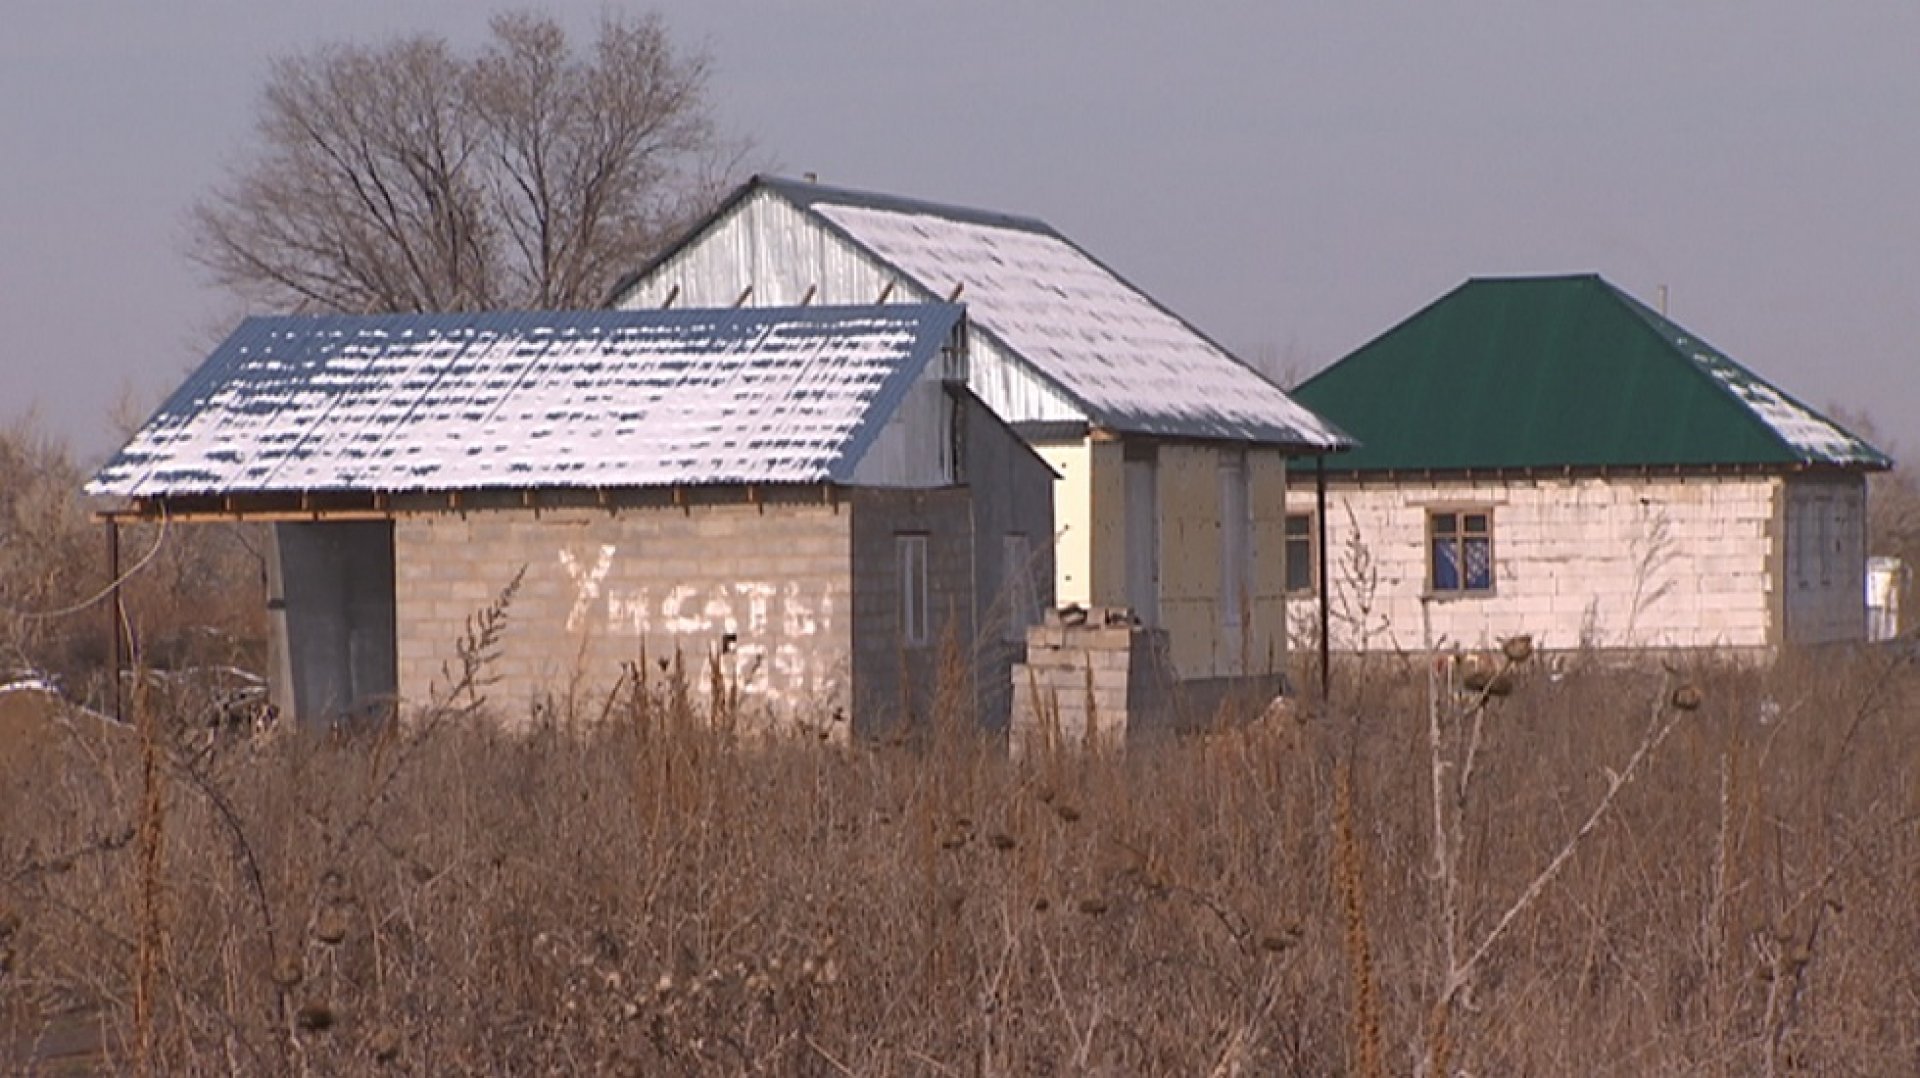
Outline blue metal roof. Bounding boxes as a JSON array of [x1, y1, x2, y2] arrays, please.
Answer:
[[88, 304, 965, 498]]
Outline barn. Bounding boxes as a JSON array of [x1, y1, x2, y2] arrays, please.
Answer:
[[86, 304, 1055, 736], [609, 175, 1351, 694], [1283, 274, 1891, 656]]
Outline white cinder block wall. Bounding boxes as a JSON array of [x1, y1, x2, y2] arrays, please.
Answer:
[[393, 505, 853, 726], [1287, 475, 1783, 653]]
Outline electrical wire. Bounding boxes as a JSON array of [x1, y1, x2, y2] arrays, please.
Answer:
[[5, 505, 172, 622]]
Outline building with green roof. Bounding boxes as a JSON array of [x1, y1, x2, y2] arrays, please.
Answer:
[[1283, 274, 1890, 654]]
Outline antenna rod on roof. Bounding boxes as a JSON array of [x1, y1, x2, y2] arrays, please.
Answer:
[[804, 171, 818, 183], [799, 284, 817, 307], [733, 284, 754, 308], [1658, 284, 1669, 316], [875, 280, 895, 304], [660, 284, 680, 310], [947, 282, 965, 302]]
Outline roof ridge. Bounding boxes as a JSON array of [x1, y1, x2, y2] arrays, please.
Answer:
[[1462, 271, 1605, 284], [755, 174, 1060, 236]]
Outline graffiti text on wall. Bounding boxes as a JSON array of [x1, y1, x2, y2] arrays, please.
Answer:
[[559, 546, 838, 705]]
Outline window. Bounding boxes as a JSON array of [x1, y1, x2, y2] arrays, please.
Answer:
[[1002, 533, 1038, 644], [1429, 510, 1494, 595], [898, 534, 929, 648], [1284, 513, 1316, 595], [1219, 451, 1251, 628]]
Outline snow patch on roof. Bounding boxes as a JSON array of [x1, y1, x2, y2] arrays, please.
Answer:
[[89, 306, 961, 498], [808, 200, 1348, 448], [1695, 354, 1880, 466], [1619, 284, 1887, 469]]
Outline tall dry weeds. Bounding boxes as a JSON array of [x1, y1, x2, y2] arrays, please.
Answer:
[[2, 642, 1918, 1073]]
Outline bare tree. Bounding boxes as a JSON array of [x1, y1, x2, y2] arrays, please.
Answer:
[[190, 12, 741, 313]]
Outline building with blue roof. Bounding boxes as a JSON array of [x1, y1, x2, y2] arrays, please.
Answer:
[[89, 304, 1055, 734]]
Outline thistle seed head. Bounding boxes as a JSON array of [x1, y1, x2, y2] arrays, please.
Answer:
[[1502, 635, 1535, 664]]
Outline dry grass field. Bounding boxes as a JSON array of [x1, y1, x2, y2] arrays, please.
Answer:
[[3, 636, 1918, 1075]]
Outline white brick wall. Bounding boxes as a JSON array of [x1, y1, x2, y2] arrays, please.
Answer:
[[1287, 475, 1783, 653], [394, 504, 852, 727]]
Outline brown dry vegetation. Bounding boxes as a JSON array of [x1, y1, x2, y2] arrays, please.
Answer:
[[8, 423, 1920, 1073], [0, 417, 265, 703], [3, 632, 1919, 1074]]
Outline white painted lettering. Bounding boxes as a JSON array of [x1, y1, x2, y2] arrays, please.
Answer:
[[559, 544, 617, 633]]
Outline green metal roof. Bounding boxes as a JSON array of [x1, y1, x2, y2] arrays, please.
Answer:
[[1292, 274, 1890, 474]]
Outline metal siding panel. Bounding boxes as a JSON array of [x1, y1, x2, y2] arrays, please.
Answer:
[[846, 373, 953, 488], [968, 335, 1086, 425], [620, 194, 905, 312]]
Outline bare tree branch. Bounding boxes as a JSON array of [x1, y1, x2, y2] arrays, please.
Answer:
[[189, 12, 740, 314]]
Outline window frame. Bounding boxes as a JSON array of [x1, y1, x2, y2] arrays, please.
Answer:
[[1427, 507, 1496, 598], [1283, 511, 1317, 596], [897, 533, 930, 649]]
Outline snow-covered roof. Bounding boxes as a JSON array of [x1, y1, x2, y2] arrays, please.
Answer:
[[89, 305, 964, 498], [619, 177, 1352, 450]]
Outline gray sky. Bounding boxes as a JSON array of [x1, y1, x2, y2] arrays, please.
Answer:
[[6, 1, 1918, 462]]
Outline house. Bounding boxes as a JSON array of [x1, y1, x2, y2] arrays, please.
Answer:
[[86, 304, 1055, 736], [1283, 274, 1891, 656], [608, 176, 1351, 694]]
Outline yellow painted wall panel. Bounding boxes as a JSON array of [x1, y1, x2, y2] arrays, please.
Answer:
[[1250, 449, 1290, 601], [1040, 441, 1094, 606], [1159, 445, 1218, 603]]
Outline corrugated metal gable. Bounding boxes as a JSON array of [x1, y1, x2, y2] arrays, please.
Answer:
[[618, 187, 1089, 428], [618, 176, 1351, 450], [89, 305, 967, 498], [620, 192, 893, 310], [1293, 274, 1890, 473]]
